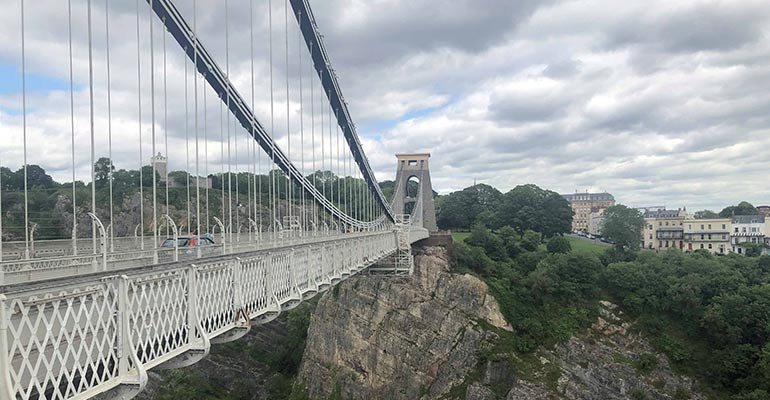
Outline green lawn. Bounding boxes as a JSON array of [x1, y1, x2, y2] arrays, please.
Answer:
[[565, 235, 608, 256], [452, 231, 471, 242], [453, 231, 606, 257]]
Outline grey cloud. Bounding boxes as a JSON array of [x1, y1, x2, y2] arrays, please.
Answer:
[[542, 59, 582, 78], [3, 0, 770, 212], [603, 1, 770, 54]]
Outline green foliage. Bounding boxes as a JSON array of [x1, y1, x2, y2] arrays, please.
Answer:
[[546, 236, 571, 254], [601, 204, 644, 253], [455, 220, 770, 399], [738, 242, 764, 257], [720, 201, 760, 218], [436, 184, 502, 230], [634, 353, 659, 375], [495, 184, 572, 237], [152, 370, 222, 400], [247, 302, 314, 375], [694, 210, 719, 219], [603, 252, 770, 398], [465, 224, 509, 261], [436, 183, 572, 238], [0, 160, 370, 240], [453, 227, 603, 353], [151, 302, 315, 400], [93, 157, 114, 188], [520, 229, 542, 252], [629, 389, 649, 400]]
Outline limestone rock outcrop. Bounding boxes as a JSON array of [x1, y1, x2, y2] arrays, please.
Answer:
[[298, 243, 706, 400], [298, 245, 510, 399]]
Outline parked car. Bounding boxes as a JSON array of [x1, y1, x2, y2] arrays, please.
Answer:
[[160, 234, 216, 256]]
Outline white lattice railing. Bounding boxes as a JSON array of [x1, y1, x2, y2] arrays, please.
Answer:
[[0, 231, 398, 400], [0, 230, 389, 285]]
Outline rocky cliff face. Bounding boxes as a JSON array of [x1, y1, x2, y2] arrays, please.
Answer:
[[298, 245, 510, 399], [298, 243, 705, 400]]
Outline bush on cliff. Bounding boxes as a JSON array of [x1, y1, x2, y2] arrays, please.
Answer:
[[453, 226, 770, 399]]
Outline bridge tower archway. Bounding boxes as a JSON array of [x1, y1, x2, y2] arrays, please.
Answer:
[[392, 153, 438, 232]]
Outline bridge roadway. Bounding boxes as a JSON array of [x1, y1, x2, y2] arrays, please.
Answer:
[[0, 227, 430, 400], [0, 229, 402, 285]]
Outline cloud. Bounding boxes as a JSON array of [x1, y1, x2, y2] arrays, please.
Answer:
[[1, 0, 770, 214]]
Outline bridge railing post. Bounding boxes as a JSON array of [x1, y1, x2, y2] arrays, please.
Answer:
[[113, 274, 148, 393], [0, 294, 13, 400], [188, 265, 199, 346], [116, 275, 130, 376], [232, 258, 244, 320]]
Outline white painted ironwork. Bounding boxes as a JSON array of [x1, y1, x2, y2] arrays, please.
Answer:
[[0, 231, 401, 400]]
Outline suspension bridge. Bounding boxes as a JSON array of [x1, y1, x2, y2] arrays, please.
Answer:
[[0, 0, 437, 398]]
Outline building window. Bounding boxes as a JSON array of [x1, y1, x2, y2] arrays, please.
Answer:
[[701, 224, 705, 229], [700, 244, 704, 249], [659, 222, 662, 226], [735, 227, 739, 233], [665, 241, 669, 248], [708, 234, 712, 240], [708, 224, 712, 229], [701, 234, 705, 240], [722, 224, 726, 229], [689, 224, 692, 229], [722, 234, 727, 240], [665, 221, 669, 226], [649, 234, 653, 239], [743, 227, 747, 233], [708, 243, 713, 249]]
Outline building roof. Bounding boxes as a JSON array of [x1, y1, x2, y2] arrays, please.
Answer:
[[644, 209, 683, 218], [732, 215, 766, 224], [561, 192, 614, 202]]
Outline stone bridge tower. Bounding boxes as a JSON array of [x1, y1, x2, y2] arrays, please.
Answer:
[[392, 153, 438, 232]]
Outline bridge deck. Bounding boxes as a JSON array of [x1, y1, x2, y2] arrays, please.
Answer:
[[0, 228, 429, 400]]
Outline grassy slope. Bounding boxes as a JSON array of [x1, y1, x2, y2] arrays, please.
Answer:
[[452, 231, 606, 257], [564, 235, 607, 256]]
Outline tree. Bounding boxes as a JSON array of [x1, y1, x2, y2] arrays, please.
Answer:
[[547, 236, 572, 254], [520, 229, 542, 252], [94, 157, 115, 188], [465, 224, 508, 261], [10, 165, 57, 189], [495, 184, 572, 237], [378, 180, 395, 201], [436, 184, 502, 230], [601, 204, 644, 253], [739, 242, 764, 257], [694, 210, 719, 219], [496, 225, 522, 258], [720, 202, 760, 218]]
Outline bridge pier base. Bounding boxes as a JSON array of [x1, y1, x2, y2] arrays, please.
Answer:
[[95, 384, 144, 400], [155, 347, 209, 371], [211, 319, 251, 344], [252, 295, 282, 325]]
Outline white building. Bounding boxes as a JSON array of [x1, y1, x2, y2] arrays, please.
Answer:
[[587, 210, 605, 237], [731, 215, 769, 255]]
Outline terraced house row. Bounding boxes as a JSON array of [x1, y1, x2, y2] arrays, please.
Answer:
[[643, 209, 770, 255]]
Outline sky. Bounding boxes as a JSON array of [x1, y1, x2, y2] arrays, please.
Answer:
[[0, 0, 769, 212]]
